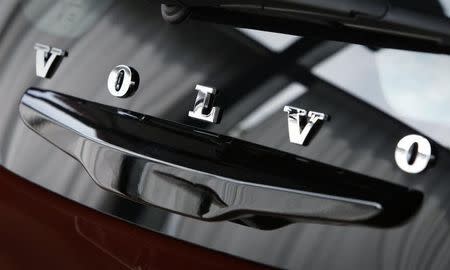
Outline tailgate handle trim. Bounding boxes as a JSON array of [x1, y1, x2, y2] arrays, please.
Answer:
[[19, 88, 422, 228]]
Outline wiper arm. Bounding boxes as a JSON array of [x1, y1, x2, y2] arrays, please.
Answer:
[[161, 0, 450, 53], [164, 0, 389, 19]]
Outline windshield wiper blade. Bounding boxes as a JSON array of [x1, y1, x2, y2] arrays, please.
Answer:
[[168, 0, 389, 19], [161, 0, 450, 53]]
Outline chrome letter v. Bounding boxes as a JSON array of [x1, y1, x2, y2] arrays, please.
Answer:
[[283, 106, 328, 146], [34, 43, 66, 78]]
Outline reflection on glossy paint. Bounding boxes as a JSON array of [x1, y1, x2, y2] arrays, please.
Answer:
[[376, 49, 450, 125], [229, 82, 307, 137], [439, 0, 450, 16], [23, 0, 113, 38], [313, 44, 450, 148], [237, 28, 301, 52]]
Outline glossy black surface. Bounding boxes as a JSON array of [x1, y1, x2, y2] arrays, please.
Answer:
[[20, 88, 422, 227], [1, 0, 450, 269]]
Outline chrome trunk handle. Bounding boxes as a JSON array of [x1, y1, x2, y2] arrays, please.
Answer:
[[19, 89, 422, 229]]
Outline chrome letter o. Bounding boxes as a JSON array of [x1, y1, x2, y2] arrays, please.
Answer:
[[107, 65, 138, 98], [395, 134, 432, 174]]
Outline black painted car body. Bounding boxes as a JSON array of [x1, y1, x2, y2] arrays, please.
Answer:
[[1, 0, 450, 269]]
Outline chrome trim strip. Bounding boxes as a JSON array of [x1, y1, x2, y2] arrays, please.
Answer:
[[19, 88, 422, 229]]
